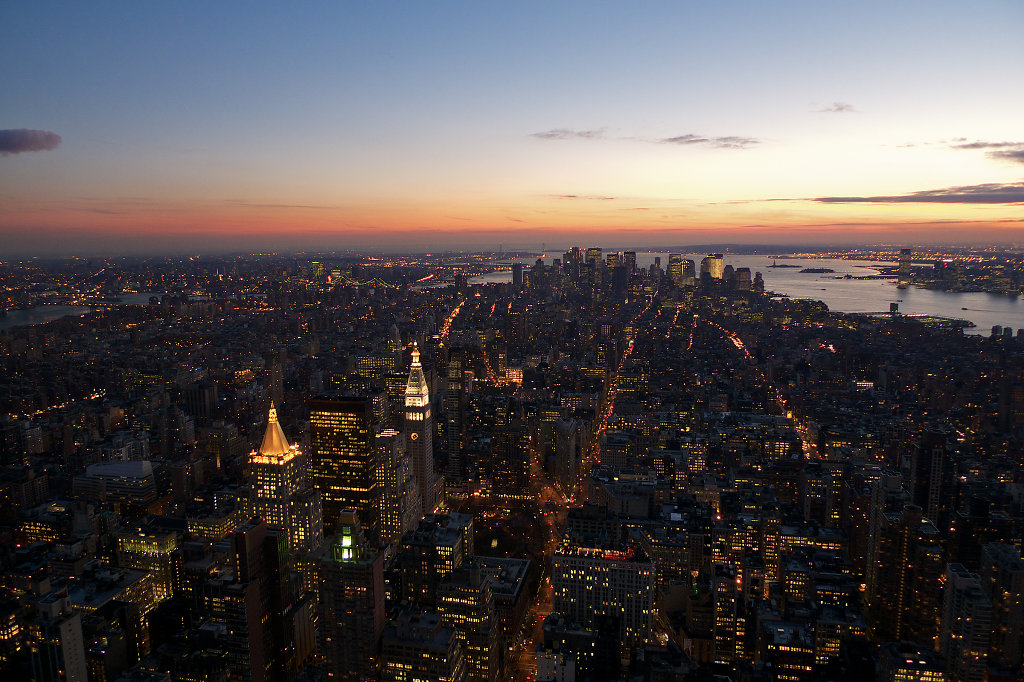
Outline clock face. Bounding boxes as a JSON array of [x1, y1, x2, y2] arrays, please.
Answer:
[[410, 432, 419, 440]]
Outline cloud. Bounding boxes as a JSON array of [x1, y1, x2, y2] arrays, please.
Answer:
[[989, 148, 1024, 164], [659, 134, 759, 149], [531, 127, 757, 149], [817, 102, 856, 113], [813, 182, 1024, 204], [223, 199, 335, 209], [0, 128, 62, 155], [949, 140, 1020, 150], [530, 128, 606, 140], [948, 139, 1024, 165], [549, 194, 616, 201]]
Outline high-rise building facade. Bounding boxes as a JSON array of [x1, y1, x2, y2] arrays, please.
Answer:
[[979, 543, 1024, 675], [700, 253, 724, 280], [439, 565, 500, 682], [405, 346, 438, 512], [381, 608, 466, 682], [249, 404, 323, 554], [445, 347, 467, 486], [376, 428, 422, 547], [308, 397, 380, 536], [552, 544, 655, 661], [667, 253, 683, 285], [939, 564, 990, 682], [318, 511, 386, 681]]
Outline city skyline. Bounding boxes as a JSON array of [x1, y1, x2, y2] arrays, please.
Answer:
[[2, 1, 1024, 256]]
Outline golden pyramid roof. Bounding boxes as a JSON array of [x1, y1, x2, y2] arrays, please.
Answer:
[[258, 402, 292, 456]]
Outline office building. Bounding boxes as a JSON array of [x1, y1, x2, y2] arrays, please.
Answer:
[[399, 516, 466, 607], [381, 608, 466, 682], [938, 564, 990, 682], [318, 511, 386, 681], [248, 403, 323, 554], [552, 543, 655, 661], [376, 428, 423, 547], [979, 543, 1024, 675], [439, 564, 499, 682], [309, 396, 380, 536], [405, 345, 438, 512], [878, 642, 947, 682], [700, 253, 724, 280]]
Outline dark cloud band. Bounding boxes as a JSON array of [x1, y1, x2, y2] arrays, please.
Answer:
[[0, 128, 62, 155], [814, 182, 1024, 204]]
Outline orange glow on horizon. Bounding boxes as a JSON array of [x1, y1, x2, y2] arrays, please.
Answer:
[[2, 192, 1022, 253]]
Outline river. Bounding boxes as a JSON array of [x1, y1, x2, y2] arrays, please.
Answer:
[[0, 292, 166, 332], [471, 253, 1023, 335], [0, 305, 94, 331]]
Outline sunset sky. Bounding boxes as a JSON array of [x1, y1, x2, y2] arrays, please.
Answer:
[[2, 1, 1023, 255]]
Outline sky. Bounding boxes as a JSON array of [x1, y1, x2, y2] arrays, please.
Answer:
[[2, 1, 1023, 255]]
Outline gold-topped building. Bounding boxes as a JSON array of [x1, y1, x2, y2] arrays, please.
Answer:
[[405, 344, 439, 512], [249, 403, 323, 554]]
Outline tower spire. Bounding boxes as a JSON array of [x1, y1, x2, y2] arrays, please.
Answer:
[[259, 401, 291, 456]]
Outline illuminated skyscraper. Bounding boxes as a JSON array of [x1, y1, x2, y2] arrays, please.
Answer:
[[439, 565, 500, 682], [376, 428, 422, 547], [309, 397, 380, 537], [249, 403, 323, 554], [700, 253, 724, 280], [552, 543, 655, 662], [899, 247, 913, 284], [667, 253, 683, 285], [405, 345, 438, 512]]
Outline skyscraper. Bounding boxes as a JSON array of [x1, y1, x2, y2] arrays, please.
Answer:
[[867, 503, 944, 644], [979, 543, 1024, 675], [445, 347, 467, 486], [938, 564, 991, 682], [552, 543, 655, 662], [700, 253, 724, 280], [405, 345, 438, 512], [439, 564, 500, 682], [899, 247, 913, 284], [318, 511, 386, 681], [376, 428, 423, 547], [249, 403, 323, 554], [667, 253, 683, 285], [308, 397, 380, 537]]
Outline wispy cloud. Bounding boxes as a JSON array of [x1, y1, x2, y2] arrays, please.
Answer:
[[0, 128, 62, 155], [659, 134, 759, 149], [817, 102, 856, 113], [530, 128, 606, 140], [548, 194, 616, 201], [224, 199, 335, 209], [948, 139, 1024, 165], [530, 127, 758, 149], [949, 140, 1019, 150], [813, 182, 1024, 205]]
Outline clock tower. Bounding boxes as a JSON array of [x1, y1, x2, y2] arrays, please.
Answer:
[[405, 344, 438, 512]]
